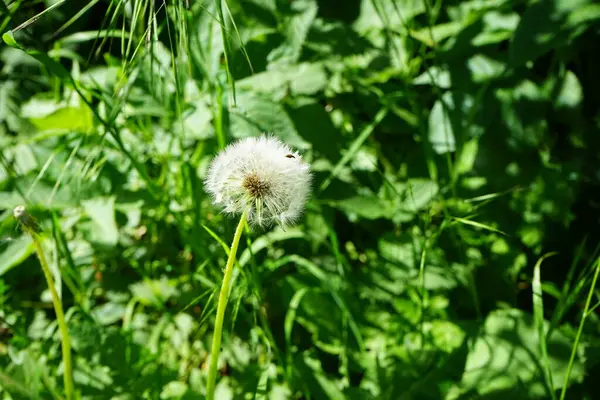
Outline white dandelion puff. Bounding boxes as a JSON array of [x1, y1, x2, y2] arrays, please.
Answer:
[[13, 205, 26, 219], [204, 135, 312, 228]]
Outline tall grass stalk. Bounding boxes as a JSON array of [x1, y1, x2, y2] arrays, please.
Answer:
[[206, 209, 247, 400], [559, 256, 600, 400], [15, 207, 74, 400]]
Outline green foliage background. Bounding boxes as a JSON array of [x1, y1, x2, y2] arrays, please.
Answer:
[[1, 0, 600, 398]]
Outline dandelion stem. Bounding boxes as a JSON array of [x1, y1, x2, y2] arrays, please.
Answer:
[[22, 224, 75, 400], [206, 209, 247, 400]]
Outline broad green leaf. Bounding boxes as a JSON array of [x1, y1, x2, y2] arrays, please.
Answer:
[[428, 94, 456, 154], [409, 22, 463, 47], [430, 320, 465, 353], [267, 0, 317, 66], [3, 31, 70, 80], [294, 352, 346, 400], [508, 0, 600, 67], [378, 234, 416, 268], [404, 179, 439, 212], [130, 278, 180, 307], [229, 92, 310, 150], [413, 66, 451, 89], [462, 309, 583, 397], [555, 70, 583, 109], [81, 196, 119, 247], [354, 0, 425, 34], [8, 144, 38, 175], [0, 236, 34, 276], [237, 62, 328, 99], [28, 106, 93, 133], [92, 302, 126, 325], [472, 11, 520, 46], [160, 381, 189, 398], [180, 99, 214, 140], [468, 54, 505, 82], [455, 139, 479, 175], [334, 195, 396, 220]]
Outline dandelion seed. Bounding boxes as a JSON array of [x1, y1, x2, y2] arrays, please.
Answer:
[[205, 135, 312, 228]]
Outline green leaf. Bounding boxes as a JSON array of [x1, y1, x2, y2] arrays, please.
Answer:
[[413, 66, 451, 89], [430, 320, 465, 353], [533, 253, 559, 397], [30, 106, 93, 133], [2, 31, 71, 80], [160, 381, 190, 398], [354, 0, 424, 34], [472, 11, 520, 46], [468, 54, 505, 83], [237, 63, 328, 99], [334, 195, 396, 220], [81, 196, 119, 247], [130, 278, 179, 307], [508, 0, 600, 67], [294, 352, 346, 400], [20, 94, 93, 133], [555, 70, 583, 109], [229, 92, 310, 150], [180, 99, 214, 140], [267, 0, 317, 66], [92, 302, 126, 325], [378, 233, 417, 268], [404, 179, 439, 212], [0, 236, 34, 276], [428, 94, 456, 154], [409, 21, 463, 47], [1, 31, 18, 47], [456, 139, 479, 175], [462, 309, 583, 397]]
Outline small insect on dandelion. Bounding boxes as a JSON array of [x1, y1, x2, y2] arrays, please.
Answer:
[[205, 135, 312, 228]]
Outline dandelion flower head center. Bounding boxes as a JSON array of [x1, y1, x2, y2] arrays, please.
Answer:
[[242, 172, 271, 199]]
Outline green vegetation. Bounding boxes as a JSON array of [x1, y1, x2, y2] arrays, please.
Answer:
[[1, 0, 600, 398]]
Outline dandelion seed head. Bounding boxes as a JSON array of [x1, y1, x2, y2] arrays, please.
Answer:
[[205, 135, 312, 228], [13, 205, 26, 219]]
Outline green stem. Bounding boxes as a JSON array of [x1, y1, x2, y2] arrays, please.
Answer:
[[206, 210, 247, 400], [27, 227, 75, 400], [559, 257, 600, 400]]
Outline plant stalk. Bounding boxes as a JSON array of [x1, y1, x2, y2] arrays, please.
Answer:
[[559, 257, 600, 400], [206, 210, 247, 400], [24, 225, 75, 400]]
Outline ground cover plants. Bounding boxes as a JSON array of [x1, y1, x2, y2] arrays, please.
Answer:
[[1, 0, 600, 399]]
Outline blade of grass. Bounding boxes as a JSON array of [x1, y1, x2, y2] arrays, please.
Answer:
[[11, 0, 67, 32], [52, 0, 101, 38], [284, 287, 310, 380], [559, 256, 600, 400], [270, 254, 364, 351], [450, 216, 507, 236], [3, 31, 163, 199], [549, 242, 600, 338], [319, 107, 388, 192], [215, 0, 236, 107], [223, 0, 254, 74], [533, 252, 558, 399]]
